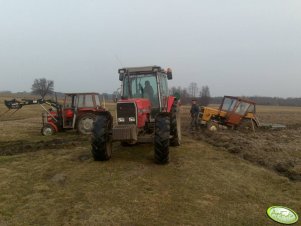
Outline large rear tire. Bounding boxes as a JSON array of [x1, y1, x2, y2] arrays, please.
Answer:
[[77, 113, 97, 135], [170, 101, 181, 146], [91, 114, 112, 161], [238, 118, 257, 131], [154, 114, 170, 164]]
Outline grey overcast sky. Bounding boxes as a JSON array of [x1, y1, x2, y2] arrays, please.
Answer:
[[0, 0, 300, 97]]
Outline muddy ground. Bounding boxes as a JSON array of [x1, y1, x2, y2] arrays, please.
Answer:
[[182, 106, 301, 181], [0, 136, 90, 156], [1, 103, 301, 182]]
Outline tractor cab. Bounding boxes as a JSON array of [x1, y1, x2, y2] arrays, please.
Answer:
[[219, 96, 256, 126], [199, 95, 259, 130], [119, 66, 172, 118], [62, 93, 102, 129]]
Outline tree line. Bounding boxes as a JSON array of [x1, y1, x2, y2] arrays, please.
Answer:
[[2, 78, 301, 107], [169, 83, 301, 107], [210, 96, 301, 107], [169, 82, 211, 106]]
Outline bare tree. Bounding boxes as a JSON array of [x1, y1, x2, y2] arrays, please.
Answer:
[[169, 86, 191, 104], [188, 82, 198, 97], [112, 90, 119, 102], [169, 86, 178, 95], [199, 85, 211, 106], [31, 78, 54, 98]]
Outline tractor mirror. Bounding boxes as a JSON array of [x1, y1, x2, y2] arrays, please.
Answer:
[[167, 68, 172, 80], [119, 74, 124, 81]]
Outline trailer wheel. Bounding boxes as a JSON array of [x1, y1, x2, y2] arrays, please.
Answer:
[[41, 124, 55, 136], [77, 113, 96, 135], [170, 101, 181, 146], [91, 115, 112, 161], [154, 114, 170, 164]]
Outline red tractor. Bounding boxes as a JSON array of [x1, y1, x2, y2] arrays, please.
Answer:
[[91, 66, 181, 164], [4, 93, 104, 135]]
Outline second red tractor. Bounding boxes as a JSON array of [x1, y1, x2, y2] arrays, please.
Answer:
[[5, 92, 104, 135]]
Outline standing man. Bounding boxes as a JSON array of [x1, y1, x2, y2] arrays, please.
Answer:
[[190, 99, 200, 130]]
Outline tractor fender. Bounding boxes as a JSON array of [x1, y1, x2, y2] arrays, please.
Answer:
[[166, 96, 176, 113], [47, 122, 59, 132]]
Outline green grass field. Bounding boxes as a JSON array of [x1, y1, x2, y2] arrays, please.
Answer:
[[0, 96, 300, 225]]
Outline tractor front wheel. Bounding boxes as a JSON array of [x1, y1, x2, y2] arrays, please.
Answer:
[[91, 114, 112, 161], [170, 101, 181, 146], [154, 114, 170, 164], [41, 124, 55, 136], [77, 113, 97, 135]]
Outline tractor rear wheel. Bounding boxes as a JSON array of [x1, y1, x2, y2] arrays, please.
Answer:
[[91, 115, 112, 161], [170, 101, 181, 146], [41, 124, 55, 136], [77, 113, 96, 135], [238, 119, 257, 131], [154, 114, 170, 164]]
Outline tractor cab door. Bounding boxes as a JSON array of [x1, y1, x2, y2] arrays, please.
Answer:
[[63, 94, 77, 128], [226, 101, 251, 126]]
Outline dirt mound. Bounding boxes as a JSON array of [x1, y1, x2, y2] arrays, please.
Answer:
[[0, 137, 90, 156], [184, 125, 301, 181]]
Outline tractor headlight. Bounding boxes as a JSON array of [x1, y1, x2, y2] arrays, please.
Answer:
[[118, 117, 125, 123], [129, 117, 136, 122]]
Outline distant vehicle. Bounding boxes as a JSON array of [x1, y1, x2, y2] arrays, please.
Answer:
[[91, 66, 181, 164], [4, 93, 105, 135]]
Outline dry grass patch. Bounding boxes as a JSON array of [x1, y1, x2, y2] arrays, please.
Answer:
[[0, 137, 300, 225]]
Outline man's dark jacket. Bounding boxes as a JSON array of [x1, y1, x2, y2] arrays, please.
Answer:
[[190, 104, 200, 116]]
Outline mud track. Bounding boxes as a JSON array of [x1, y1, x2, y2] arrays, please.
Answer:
[[0, 137, 90, 156], [184, 125, 301, 181]]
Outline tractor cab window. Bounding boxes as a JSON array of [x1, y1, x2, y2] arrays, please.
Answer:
[[64, 95, 76, 108], [123, 74, 159, 107], [221, 97, 238, 112], [77, 94, 94, 108], [95, 95, 101, 107], [247, 104, 255, 113], [159, 74, 168, 97], [158, 73, 168, 108], [235, 102, 251, 115]]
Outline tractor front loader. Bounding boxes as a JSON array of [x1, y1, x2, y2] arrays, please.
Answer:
[[3, 93, 105, 135], [91, 66, 181, 164]]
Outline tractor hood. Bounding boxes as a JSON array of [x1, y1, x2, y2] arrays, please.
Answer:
[[117, 98, 151, 128], [118, 98, 151, 113]]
